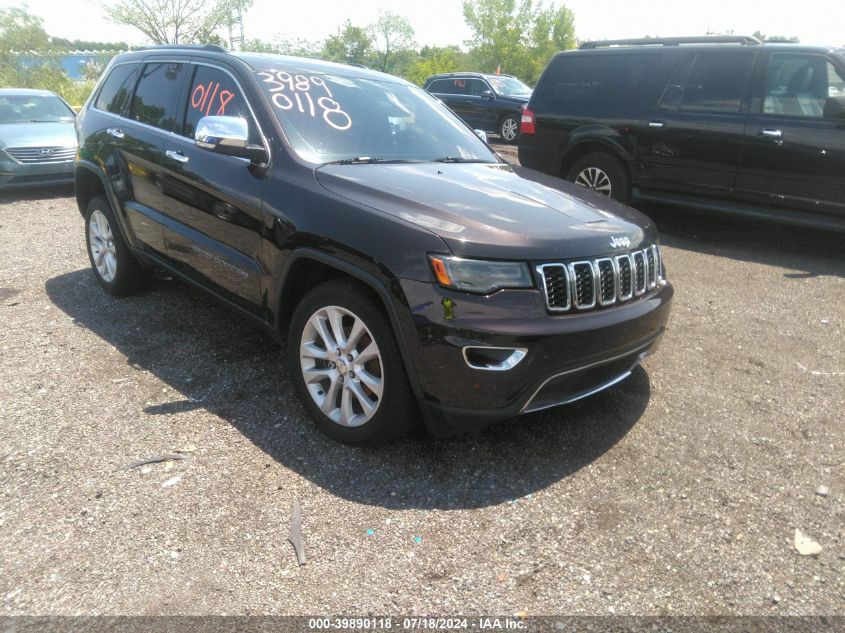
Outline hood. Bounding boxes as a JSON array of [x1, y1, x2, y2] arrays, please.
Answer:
[[0, 121, 77, 149], [314, 161, 657, 261], [497, 93, 531, 104]]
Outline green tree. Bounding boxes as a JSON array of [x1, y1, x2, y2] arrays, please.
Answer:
[[0, 6, 96, 106], [103, 0, 253, 45], [752, 31, 799, 43], [49, 37, 129, 51], [0, 5, 50, 52], [243, 36, 321, 58], [405, 45, 465, 86], [462, 0, 575, 83], [368, 11, 415, 74], [321, 21, 371, 66]]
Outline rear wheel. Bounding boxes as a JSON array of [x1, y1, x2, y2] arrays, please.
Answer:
[[84, 195, 147, 295], [566, 152, 631, 204], [288, 279, 418, 445], [499, 114, 520, 143]]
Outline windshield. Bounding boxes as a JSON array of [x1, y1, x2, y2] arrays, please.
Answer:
[[0, 94, 75, 123], [486, 76, 532, 97], [256, 69, 498, 164]]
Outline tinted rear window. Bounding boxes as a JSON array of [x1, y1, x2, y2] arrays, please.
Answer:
[[427, 79, 457, 94], [678, 53, 753, 113], [129, 62, 185, 132], [95, 63, 139, 115], [533, 53, 659, 113]]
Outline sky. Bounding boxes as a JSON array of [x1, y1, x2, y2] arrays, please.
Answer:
[[9, 0, 845, 49]]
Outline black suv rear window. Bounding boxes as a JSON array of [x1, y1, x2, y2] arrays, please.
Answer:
[[95, 63, 139, 115], [677, 53, 754, 113], [129, 62, 185, 132], [533, 53, 659, 113]]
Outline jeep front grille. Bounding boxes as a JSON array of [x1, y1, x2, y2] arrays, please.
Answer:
[[538, 245, 661, 313]]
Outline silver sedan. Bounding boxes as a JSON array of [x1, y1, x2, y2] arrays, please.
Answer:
[[0, 88, 77, 190]]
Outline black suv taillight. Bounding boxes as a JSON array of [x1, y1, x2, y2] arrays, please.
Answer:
[[521, 107, 536, 135]]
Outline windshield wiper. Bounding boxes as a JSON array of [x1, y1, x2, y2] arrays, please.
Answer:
[[432, 156, 494, 163], [325, 156, 424, 165]]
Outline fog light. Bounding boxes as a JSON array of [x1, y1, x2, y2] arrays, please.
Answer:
[[463, 346, 527, 371]]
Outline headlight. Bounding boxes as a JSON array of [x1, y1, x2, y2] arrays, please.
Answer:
[[428, 255, 533, 294]]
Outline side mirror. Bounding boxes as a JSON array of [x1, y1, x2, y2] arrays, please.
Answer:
[[195, 115, 267, 163], [474, 129, 488, 143], [823, 95, 845, 119], [480, 90, 494, 100]]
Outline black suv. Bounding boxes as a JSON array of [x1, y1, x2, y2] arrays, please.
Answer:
[[424, 72, 532, 143], [75, 45, 672, 444], [519, 36, 845, 231]]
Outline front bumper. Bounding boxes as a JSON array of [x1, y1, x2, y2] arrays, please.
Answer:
[[398, 278, 673, 435], [0, 158, 74, 190]]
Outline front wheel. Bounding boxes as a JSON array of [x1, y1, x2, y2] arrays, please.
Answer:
[[565, 152, 632, 204], [499, 114, 520, 143], [287, 279, 418, 445], [84, 195, 147, 295]]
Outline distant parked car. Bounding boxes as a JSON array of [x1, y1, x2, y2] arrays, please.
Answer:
[[519, 35, 845, 232], [0, 88, 76, 190], [424, 72, 531, 143]]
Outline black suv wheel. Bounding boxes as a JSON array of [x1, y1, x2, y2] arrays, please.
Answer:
[[84, 196, 147, 295], [288, 279, 418, 445], [566, 152, 631, 204]]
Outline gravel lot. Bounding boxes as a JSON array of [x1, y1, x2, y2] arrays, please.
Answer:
[[1, 147, 843, 616]]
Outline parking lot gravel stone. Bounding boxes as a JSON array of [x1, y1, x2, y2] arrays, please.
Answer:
[[0, 159, 843, 615]]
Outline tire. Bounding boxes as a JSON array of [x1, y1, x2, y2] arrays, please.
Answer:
[[287, 279, 419, 445], [499, 113, 520, 144], [565, 152, 631, 204], [84, 195, 147, 296]]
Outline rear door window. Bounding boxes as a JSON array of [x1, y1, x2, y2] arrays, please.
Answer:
[[95, 63, 139, 115], [129, 62, 186, 132], [533, 53, 659, 113], [427, 79, 457, 94], [677, 53, 754, 113], [464, 78, 489, 96]]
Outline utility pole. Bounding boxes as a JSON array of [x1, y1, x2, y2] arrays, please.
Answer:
[[228, 5, 245, 51]]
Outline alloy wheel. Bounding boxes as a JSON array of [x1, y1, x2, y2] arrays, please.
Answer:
[[299, 305, 384, 427], [501, 117, 518, 141], [574, 167, 612, 197], [89, 209, 117, 282]]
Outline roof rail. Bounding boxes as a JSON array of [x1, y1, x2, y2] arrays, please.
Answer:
[[137, 44, 228, 53], [579, 35, 762, 49]]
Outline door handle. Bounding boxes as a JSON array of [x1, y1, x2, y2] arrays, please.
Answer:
[[106, 127, 125, 139], [761, 128, 783, 139], [648, 120, 665, 129], [165, 150, 189, 164]]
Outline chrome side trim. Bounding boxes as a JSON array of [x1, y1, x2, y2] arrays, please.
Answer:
[[462, 346, 528, 372]]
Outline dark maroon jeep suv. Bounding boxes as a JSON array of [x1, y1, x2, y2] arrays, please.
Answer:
[[74, 45, 673, 444]]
